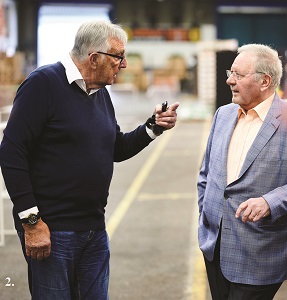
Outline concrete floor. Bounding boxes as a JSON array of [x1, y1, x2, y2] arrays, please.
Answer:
[[0, 90, 287, 299]]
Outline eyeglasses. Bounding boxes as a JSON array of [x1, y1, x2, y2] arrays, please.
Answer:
[[89, 51, 125, 65], [226, 70, 264, 80]]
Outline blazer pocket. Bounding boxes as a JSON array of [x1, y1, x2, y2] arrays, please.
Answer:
[[258, 214, 287, 231]]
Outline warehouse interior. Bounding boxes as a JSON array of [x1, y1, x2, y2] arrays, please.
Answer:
[[1, 0, 287, 109], [1, 1, 287, 299]]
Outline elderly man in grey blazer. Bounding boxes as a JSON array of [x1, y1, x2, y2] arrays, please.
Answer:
[[198, 44, 287, 300]]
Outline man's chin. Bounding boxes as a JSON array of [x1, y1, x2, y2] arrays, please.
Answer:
[[232, 94, 240, 104], [109, 78, 116, 85]]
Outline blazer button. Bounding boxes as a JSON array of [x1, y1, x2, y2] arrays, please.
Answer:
[[224, 193, 229, 199]]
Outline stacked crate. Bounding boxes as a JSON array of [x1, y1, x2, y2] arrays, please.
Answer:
[[0, 51, 25, 85]]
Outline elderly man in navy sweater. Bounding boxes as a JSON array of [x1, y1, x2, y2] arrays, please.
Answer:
[[0, 20, 179, 299]]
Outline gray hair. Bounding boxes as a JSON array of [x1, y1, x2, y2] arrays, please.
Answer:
[[237, 44, 283, 89], [71, 19, 128, 61]]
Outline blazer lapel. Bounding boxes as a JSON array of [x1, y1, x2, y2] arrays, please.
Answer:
[[221, 107, 239, 182], [238, 95, 281, 178]]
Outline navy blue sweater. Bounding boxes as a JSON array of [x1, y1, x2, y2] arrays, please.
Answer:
[[0, 62, 153, 232]]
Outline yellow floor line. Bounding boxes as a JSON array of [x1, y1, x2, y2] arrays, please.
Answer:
[[187, 118, 211, 300], [138, 192, 195, 201], [106, 119, 211, 299], [184, 201, 207, 300], [106, 126, 176, 240]]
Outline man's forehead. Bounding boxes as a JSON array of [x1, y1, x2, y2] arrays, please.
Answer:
[[109, 38, 125, 51], [232, 53, 255, 70]]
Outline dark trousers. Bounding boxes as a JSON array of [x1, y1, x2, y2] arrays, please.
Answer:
[[204, 235, 282, 300]]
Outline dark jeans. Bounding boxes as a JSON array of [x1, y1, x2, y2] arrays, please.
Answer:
[[204, 235, 282, 300], [18, 229, 110, 300]]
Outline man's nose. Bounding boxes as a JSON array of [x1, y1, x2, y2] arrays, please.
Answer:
[[226, 76, 235, 85], [119, 58, 127, 69]]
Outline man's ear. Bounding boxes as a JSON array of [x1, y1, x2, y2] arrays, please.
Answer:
[[261, 74, 271, 90], [89, 53, 98, 67]]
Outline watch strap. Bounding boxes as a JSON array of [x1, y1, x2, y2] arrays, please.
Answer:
[[146, 115, 165, 136], [21, 213, 40, 225]]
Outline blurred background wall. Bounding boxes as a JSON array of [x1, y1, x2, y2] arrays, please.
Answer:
[[1, 0, 287, 110]]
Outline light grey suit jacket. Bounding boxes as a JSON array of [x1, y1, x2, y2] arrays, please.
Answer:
[[198, 93, 287, 285]]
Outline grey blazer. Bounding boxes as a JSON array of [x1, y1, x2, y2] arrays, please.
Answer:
[[198, 93, 287, 285]]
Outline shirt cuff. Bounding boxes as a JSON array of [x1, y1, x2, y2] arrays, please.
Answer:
[[145, 126, 157, 139], [18, 207, 39, 219]]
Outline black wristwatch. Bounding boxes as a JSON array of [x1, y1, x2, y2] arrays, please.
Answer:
[[146, 115, 165, 136], [21, 213, 40, 225]]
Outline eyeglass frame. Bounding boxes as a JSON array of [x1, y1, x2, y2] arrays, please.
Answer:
[[226, 70, 264, 80], [89, 51, 125, 65]]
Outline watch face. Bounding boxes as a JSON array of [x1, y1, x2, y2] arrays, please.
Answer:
[[28, 214, 39, 225]]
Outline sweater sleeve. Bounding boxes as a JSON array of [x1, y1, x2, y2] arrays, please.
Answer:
[[113, 123, 153, 162], [0, 71, 49, 213]]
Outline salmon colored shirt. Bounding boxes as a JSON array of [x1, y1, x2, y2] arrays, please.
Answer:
[[227, 93, 275, 185]]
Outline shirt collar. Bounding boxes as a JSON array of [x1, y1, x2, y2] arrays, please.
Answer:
[[237, 92, 275, 121], [60, 53, 99, 95]]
